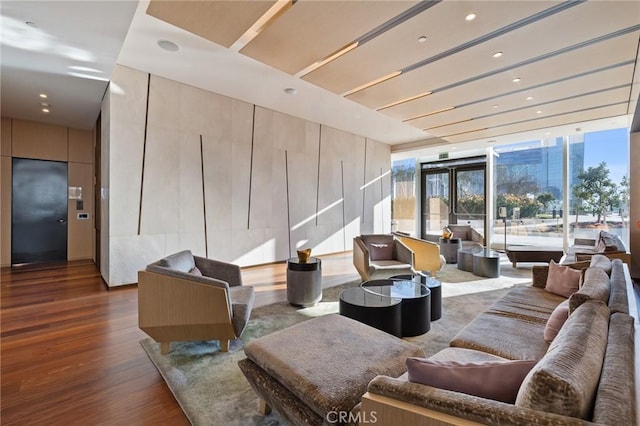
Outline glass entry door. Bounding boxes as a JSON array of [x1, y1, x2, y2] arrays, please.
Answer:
[[421, 157, 486, 239]]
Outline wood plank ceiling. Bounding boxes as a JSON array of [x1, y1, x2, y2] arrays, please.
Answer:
[[147, 0, 640, 146]]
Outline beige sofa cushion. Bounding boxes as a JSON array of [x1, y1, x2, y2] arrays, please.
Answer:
[[568, 267, 610, 314], [515, 300, 610, 419], [608, 259, 629, 314]]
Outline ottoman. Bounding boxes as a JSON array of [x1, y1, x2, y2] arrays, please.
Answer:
[[238, 314, 424, 425]]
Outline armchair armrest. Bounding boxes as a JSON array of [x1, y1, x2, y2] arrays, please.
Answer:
[[575, 251, 630, 263], [394, 239, 414, 266], [470, 227, 485, 245], [194, 255, 243, 287], [353, 238, 370, 280]]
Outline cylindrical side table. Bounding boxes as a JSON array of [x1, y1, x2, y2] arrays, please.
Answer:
[[439, 237, 462, 263], [391, 274, 442, 322], [286, 257, 322, 307]]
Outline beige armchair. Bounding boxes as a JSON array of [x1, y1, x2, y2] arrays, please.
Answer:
[[138, 250, 254, 354], [393, 234, 446, 277], [353, 234, 415, 282], [448, 224, 484, 250]]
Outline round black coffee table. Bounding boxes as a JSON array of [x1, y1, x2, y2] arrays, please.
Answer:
[[391, 274, 442, 321], [361, 279, 431, 336], [339, 287, 402, 337]]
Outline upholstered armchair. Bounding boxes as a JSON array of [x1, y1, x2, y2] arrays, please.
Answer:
[[138, 250, 254, 354], [448, 224, 484, 250], [353, 234, 415, 282], [393, 233, 446, 277]]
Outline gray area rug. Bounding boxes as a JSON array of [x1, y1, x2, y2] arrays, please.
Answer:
[[140, 266, 531, 425]]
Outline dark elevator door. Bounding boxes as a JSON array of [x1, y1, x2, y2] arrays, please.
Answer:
[[11, 158, 68, 265]]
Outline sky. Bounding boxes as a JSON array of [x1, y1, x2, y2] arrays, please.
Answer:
[[582, 127, 629, 185]]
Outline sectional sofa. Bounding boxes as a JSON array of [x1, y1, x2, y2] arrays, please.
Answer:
[[361, 257, 638, 425]]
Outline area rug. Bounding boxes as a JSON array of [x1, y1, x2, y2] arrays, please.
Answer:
[[140, 267, 531, 425]]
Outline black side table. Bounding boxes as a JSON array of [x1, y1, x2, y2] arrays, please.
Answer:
[[286, 257, 322, 307], [439, 237, 462, 263], [391, 274, 442, 321]]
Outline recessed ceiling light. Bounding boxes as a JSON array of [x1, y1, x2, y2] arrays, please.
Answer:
[[492, 51, 503, 58], [512, 78, 521, 83], [157, 40, 179, 52], [418, 35, 427, 43], [536, 110, 543, 114], [39, 93, 48, 99], [545, 132, 551, 135], [284, 88, 297, 95], [40, 102, 50, 107], [526, 96, 534, 100], [25, 21, 37, 28], [493, 105, 499, 108], [42, 108, 50, 113], [465, 13, 477, 21]]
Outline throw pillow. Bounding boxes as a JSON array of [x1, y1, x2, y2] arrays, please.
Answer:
[[545, 260, 581, 298], [369, 243, 393, 261], [189, 266, 203, 276], [406, 357, 537, 403], [544, 300, 570, 343]]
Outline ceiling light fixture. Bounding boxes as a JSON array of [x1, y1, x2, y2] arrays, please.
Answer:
[[512, 78, 521, 83], [493, 105, 499, 108], [40, 102, 50, 107], [157, 40, 180, 52], [42, 108, 50, 113], [377, 91, 432, 111], [404, 106, 455, 122], [39, 93, 48, 99], [465, 13, 477, 21], [284, 88, 297, 95], [298, 42, 358, 77], [492, 51, 503, 58], [342, 71, 402, 97], [418, 36, 428, 43], [526, 96, 534, 100], [536, 110, 543, 114]]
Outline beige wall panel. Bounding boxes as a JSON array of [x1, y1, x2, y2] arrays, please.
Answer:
[[343, 136, 366, 242], [1, 117, 12, 157], [100, 89, 111, 282], [180, 83, 228, 137], [241, 1, 417, 75], [316, 127, 344, 231], [249, 108, 275, 230], [146, 0, 276, 48], [68, 128, 94, 164], [12, 119, 68, 161], [1, 157, 11, 266], [304, 1, 552, 94], [272, 150, 290, 258], [231, 101, 254, 231], [140, 126, 180, 235], [110, 234, 167, 285], [178, 132, 205, 235], [349, 4, 640, 109], [231, 228, 271, 267], [68, 162, 94, 260], [383, 33, 639, 120], [148, 75, 181, 131], [110, 66, 148, 130], [203, 133, 233, 235], [177, 232, 207, 259], [630, 132, 639, 277]]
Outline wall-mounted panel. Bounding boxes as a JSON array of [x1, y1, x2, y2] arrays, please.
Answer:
[[68, 162, 94, 260], [68, 129, 94, 164], [1, 117, 11, 157], [1, 157, 11, 266], [12, 119, 68, 161]]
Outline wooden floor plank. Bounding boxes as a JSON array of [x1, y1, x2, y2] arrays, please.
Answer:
[[0, 253, 358, 425]]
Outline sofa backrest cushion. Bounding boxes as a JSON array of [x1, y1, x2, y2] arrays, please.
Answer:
[[515, 300, 610, 419], [543, 300, 569, 343], [369, 243, 393, 261], [406, 357, 537, 404], [544, 260, 581, 298], [593, 312, 636, 425], [589, 254, 612, 275], [607, 260, 629, 314], [569, 267, 610, 314], [598, 231, 626, 252], [448, 225, 470, 240], [156, 250, 196, 273]]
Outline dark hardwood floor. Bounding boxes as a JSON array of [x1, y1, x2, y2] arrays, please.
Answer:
[[0, 254, 357, 425]]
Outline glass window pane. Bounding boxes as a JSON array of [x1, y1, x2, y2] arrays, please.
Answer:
[[422, 171, 449, 238], [391, 159, 416, 235]]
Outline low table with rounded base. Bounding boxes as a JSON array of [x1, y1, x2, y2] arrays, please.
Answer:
[[339, 286, 402, 337], [457, 247, 500, 278], [390, 274, 441, 321], [439, 237, 462, 263]]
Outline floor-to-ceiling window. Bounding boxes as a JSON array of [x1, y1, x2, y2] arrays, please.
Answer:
[[391, 158, 416, 235], [569, 128, 630, 248], [493, 138, 564, 249]]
